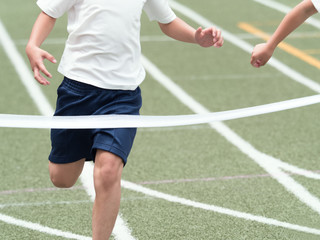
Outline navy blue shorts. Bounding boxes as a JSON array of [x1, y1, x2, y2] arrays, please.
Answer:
[[49, 77, 142, 165]]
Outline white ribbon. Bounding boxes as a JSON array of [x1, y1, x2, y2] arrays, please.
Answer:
[[1, 94, 320, 129]]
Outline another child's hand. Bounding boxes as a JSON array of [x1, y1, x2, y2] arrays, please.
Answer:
[[251, 43, 274, 68], [195, 27, 223, 48], [26, 45, 56, 85]]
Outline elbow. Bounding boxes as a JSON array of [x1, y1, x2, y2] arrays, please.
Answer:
[[303, 1, 318, 16], [158, 22, 171, 35]]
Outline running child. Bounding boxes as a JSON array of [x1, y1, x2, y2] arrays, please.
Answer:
[[26, 0, 224, 239]]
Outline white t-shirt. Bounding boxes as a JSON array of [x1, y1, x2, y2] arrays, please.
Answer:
[[311, 0, 320, 12], [37, 0, 176, 90]]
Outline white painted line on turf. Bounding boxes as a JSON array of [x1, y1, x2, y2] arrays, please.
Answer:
[[13, 35, 174, 46], [169, 0, 320, 213], [170, 0, 320, 94], [0, 213, 91, 240], [239, 0, 320, 179], [253, 0, 320, 30], [137, 170, 320, 186], [0, 186, 84, 195], [262, 155, 320, 180], [121, 180, 320, 236], [0, 18, 134, 240], [80, 162, 136, 240], [0, 20, 53, 116], [184, 73, 280, 80], [142, 53, 320, 216], [0, 200, 91, 209], [14, 31, 320, 47]]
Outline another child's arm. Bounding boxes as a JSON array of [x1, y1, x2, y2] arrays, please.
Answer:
[[251, 0, 317, 68], [26, 12, 57, 85], [158, 17, 223, 48]]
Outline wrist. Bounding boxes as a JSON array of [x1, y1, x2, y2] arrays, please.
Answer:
[[193, 30, 199, 44], [265, 39, 278, 52], [25, 43, 40, 57]]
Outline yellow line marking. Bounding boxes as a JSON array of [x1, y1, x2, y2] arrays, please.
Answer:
[[304, 49, 320, 55], [238, 22, 320, 69]]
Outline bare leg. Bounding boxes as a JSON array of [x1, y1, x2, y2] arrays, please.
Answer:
[[92, 149, 123, 240], [49, 159, 85, 188]]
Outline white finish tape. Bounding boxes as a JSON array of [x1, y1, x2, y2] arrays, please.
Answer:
[[1, 94, 319, 129]]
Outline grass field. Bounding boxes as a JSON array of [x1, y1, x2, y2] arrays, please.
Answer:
[[1, 0, 320, 239]]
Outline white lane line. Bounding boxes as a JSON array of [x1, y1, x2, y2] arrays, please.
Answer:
[[0, 20, 53, 116], [0, 213, 91, 240], [0, 19, 134, 240], [263, 155, 320, 180], [253, 0, 320, 30], [81, 162, 136, 240], [137, 170, 320, 186], [0, 186, 84, 196], [14, 30, 320, 46], [182, 73, 280, 80], [121, 180, 320, 236], [142, 53, 320, 215], [13, 35, 174, 46], [0, 200, 91, 209], [168, 0, 320, 212]]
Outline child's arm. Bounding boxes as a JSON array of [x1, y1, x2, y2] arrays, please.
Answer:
[[251, 0, 317, 68], [26, 12, 57, 85], [158, 17, 223, 48]]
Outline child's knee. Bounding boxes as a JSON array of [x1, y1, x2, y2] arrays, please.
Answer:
[[94, 151, 123, 189], [49, 159, 84, 188], [50, 171, 77, 188]]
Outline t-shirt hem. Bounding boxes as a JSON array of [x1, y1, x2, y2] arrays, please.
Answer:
[[158, 13, 177, 24], [37, 1, 61, 18], [59, 72, 143, 91]]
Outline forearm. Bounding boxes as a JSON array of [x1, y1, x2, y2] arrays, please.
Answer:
[[27, 11, 56, 48], [267, 0, 317, 50], [158, 17, 197, 43]]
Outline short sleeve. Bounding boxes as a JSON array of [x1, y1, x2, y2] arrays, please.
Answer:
[[143, 0, 176, 24], [311, 0, 320, 12], [37, 0, 77, 18]]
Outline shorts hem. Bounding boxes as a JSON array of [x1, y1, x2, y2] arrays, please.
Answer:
[[93, 142, 128, 165], [48, 155, 91, 164]]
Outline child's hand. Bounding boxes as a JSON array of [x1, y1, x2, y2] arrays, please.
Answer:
[[251, 43, 274, 68], [26, 45, 56, 85], [195, 27, 223, 48]]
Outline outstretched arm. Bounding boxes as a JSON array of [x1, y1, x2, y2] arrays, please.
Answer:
[[158, 17, 223, 48], [26, 11, 57, 85], [251, 0, 317, 68]]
